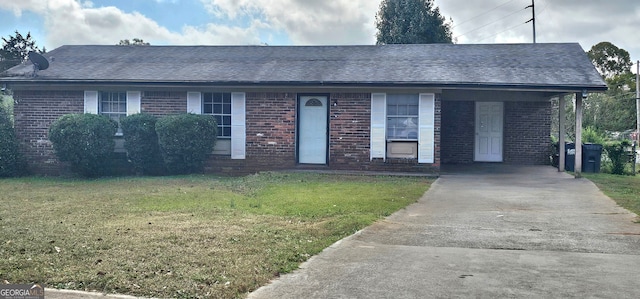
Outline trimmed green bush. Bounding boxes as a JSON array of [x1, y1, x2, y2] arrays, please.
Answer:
[[49, 114, 118, 177], [0, 103, 25, 177], [121, 113, 164, 175], [156, 113, 217, 174], [603, 140, 632, 175], [582, 126, 608, 144]]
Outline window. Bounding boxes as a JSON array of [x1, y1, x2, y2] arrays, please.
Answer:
[[100, 91, 127, 134], [386, 94, 419, 140], [202, 92, 232, 138]]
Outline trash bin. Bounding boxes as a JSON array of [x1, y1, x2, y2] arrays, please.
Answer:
[[565, 143, 575, 172], [582, 143, 603, 173]]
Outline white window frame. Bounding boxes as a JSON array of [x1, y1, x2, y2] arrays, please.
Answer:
[[386, 94, 419, 141], [202, 92, 232, 139], [370, 92, 435, 163], [84, 90, 141, 136], [186, 91, 246, 159]]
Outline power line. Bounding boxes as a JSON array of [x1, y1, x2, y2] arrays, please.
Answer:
[[475, 21, 529, 43], [454, 6, 528, 39], [451, 0, 520, 29], [536, 0, 550, 16]]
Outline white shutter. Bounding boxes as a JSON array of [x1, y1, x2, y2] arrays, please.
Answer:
[[370, 93, 386, 160], [418, 93, 435, 163], [126, 91, 141, 115], [231, 92, 246, 159], [84, 91, 98, 114], [187, 92, 202, 114]]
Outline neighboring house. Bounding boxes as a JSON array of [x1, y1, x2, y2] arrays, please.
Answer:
[[0, 43, 606, 175]]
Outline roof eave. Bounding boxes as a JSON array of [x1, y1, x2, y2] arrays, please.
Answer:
[[1, 78, 608, 93]]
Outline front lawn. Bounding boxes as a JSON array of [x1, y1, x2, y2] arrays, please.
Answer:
[[584, 173, 640, 218], [0, 172, 430, 298]]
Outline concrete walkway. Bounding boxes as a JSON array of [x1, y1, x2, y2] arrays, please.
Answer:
[[249, 165, 640, 298]]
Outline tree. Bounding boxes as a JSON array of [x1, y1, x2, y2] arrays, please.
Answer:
[[375, 0, 453, 45], [583, 42, 637, 132], [117, 38, 150, 46], [0, 31, 45, 72], [587, 42, 632, 80]]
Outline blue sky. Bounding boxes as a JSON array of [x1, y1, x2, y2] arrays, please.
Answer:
[[1, 0, 639, 63]]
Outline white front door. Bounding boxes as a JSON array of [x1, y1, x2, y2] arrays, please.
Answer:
[[298, 96, 328, 164], [475, 102, 503, 162]]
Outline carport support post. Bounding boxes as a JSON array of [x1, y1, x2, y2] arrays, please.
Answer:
[[574, 92, 584, 178], [558, 96, 566, 172]]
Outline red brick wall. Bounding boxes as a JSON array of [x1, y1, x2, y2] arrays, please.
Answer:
[[209, 92, 441, 175], [13, 90, 84, 175], [328, 93, 371, 169], [14, 90, 442, 175], [504, 101, 551, 165], [441, 101, 475, 164], [441, 100, 551, 165], [141, 91, 187, 116]]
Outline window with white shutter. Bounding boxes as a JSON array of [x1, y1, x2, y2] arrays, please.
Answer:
[[418, 93, 435, 163], [370, 93, 386, 160]]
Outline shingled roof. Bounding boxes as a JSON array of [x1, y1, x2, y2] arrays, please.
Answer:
[[0, 43, 606, 91]]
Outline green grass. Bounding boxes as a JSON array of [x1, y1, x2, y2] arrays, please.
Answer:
[[0, 172, 431, 298], [584, 173, 640, 217]]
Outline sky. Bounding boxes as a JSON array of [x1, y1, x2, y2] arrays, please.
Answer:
[[0, 0, 639, 67]]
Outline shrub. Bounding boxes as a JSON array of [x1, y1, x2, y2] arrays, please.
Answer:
[[603, 140, 632, 175], [49, 114, 118, 177], [582, 126, 608, 144], [0, 103, 25, 177], [156, 113, 217, 174], [121, 113, 164, 175]]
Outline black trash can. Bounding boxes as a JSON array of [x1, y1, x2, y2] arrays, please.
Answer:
[[565, 143, 575, 172], [582, 143, 603, 173]]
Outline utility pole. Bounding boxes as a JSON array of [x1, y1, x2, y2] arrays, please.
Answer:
[[636, 60, 639, 145], [526, 0, 536, 43]]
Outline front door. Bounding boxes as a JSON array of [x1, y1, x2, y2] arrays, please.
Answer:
[[298, 96, 328, 164], [475, 102, 503, 162]]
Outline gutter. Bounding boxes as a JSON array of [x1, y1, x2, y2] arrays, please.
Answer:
[[0, 79, 608, 93]]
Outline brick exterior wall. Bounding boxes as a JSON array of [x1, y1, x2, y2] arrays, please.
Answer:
[[440, 100, 551, 165], [13, 90, 84, 175], [328, 93, 372, 169], [141, 91, 187, 116], [209, 92, 441, 175], [14, 89, 441, 175], [504, 101, 551, 165], [207, 92, 298, 174], [441, 101, 475, 164]]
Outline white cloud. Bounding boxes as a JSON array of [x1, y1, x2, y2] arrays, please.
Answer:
[[0, 0, 264, 47], [201, 0, 379, 45]]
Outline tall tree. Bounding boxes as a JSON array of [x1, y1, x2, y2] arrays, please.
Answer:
[[587, 41, 632, 80], [0, 31, 44, 72], [118, 38, 150, 46], [583, 42, 637, 132], [375, 0, 453, 44]]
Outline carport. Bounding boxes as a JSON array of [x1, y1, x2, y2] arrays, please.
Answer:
[[437, 43, 607, 177]]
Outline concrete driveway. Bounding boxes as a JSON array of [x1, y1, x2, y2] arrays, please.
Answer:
[[249, 165, 640, 298]]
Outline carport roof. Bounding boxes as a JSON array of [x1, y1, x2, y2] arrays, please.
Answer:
[[1, 43, 606, 92]]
